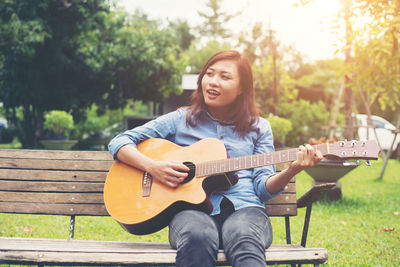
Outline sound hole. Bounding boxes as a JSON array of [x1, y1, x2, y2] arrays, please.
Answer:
[[180, 161, 196, 184]]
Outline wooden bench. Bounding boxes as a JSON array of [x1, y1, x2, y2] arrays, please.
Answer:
[[0, 148, 334, 266]]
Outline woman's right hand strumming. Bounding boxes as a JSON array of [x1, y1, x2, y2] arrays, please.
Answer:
[[116, 144, 189, 188]]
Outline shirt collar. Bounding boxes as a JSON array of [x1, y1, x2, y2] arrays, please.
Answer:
[[205, 111, 235, 125]]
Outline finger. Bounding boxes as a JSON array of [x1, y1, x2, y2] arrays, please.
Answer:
[[168, 169, 188, 179], [305, 144, 313, 155], [294, 149, 304, 166], [166, 180, 179, 188], [170, 161, 190, 172], [315, 150, 323, 160], [164, 176, 181, 187]]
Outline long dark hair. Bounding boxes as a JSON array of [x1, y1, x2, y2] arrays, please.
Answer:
[[186, 50, 259, 136]]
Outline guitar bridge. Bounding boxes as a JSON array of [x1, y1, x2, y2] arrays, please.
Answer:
[[142, 171, 153, 197]]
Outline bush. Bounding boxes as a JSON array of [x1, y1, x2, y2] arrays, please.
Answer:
[[43, 110, 74, 138], [265, 114, 293, 146], [276, 99, 330, 147]]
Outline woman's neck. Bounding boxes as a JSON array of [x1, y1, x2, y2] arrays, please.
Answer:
[[207, 106, 235, 123]]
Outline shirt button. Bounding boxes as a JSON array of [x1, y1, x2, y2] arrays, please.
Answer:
[[220, 136, 224, 139]]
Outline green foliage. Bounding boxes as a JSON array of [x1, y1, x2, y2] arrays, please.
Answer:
[[196, 0, 236, 41], [277, 99, 330, 147], [43, 110, 74, 137], [184, 40, 232, 73], [253, 56, 298, 115], [169, 19, 195, 52], [265, 114, 293, 144], [0, 1, 184, 148]]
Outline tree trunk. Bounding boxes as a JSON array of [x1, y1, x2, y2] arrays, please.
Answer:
[[343, 0, 355, 140]]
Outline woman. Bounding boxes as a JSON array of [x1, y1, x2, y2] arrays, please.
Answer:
[[108, 50, 323, 267]]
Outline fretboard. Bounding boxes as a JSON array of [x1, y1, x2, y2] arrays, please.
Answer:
[[195, 143, 328, 177]]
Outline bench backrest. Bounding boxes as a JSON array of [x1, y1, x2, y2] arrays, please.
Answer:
[[0, 149, 296, 217]]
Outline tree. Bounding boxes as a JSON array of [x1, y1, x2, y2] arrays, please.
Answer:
[[169, 19, 195, 52], [183, 40, 232, 73], [239, 22, 283, 113], [196, 0, 237, 42], [0, 1, 184, 148], [351, 0, 400, 118]]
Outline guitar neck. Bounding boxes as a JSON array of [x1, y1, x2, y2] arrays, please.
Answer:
[[195, 143, 329, 177]]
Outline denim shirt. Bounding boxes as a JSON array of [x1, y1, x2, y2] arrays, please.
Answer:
[[108, 108, 282, 215]]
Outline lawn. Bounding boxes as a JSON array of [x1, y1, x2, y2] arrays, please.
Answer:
[[1, 157, 399, 266]]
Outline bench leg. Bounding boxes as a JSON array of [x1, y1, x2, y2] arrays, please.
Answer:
[[301, 204, 312, 247], [285, 216, 291, 244], [69, 215, 75, 239]]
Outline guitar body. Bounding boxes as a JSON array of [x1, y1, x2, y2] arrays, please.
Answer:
[[104, 138, 235, 235]]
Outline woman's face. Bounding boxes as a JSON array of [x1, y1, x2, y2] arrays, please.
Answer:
[[201, 59, 241, 119]]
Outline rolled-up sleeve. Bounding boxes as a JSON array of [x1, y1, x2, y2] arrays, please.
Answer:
[[252, 118, 283, 202], [108, 109, 184, 160]]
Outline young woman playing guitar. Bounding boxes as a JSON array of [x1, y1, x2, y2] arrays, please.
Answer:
[[108, 50, 323, 267]]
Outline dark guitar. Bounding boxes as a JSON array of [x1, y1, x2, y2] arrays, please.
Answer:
[[103, 138, 379, 235]]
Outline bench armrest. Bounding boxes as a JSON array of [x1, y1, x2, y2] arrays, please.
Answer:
[[296, 183, 336, 247]]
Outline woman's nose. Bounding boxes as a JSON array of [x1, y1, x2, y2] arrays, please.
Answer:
[[209, 75, 219, 86]]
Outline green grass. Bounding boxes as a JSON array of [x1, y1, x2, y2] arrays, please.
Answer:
[[1, 158, 399, 266]]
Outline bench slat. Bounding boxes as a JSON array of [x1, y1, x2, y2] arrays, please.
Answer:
[[0, 181, 103, 193], [0, 202, 108, 216], [0, 192, 295, 205], [0, 238, 328, 265], [0, 149, 112, 160], [265, 204, 297, 216], [0, 169, 107, 182], [266, 193, 296, 204], [0, 192, 104, 204], [0, 158, 112, 171]]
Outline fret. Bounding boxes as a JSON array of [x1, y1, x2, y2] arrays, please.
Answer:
[[235, 158, 239, 170], [265, 153, 272, 165], [245, 155, 250, 169], [258, 154, 264, 166], [196, 163, 201, 176], [252, 154, 257, 168], [241, 157, 246, 169], [280, 150, 288, 163], [272, 151, 278, 164]]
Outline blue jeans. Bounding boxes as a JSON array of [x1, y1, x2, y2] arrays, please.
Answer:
[[168, 201, 273, 267]]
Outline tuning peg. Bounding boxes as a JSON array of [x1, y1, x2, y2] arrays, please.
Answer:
[[365, 160, 371, 166]]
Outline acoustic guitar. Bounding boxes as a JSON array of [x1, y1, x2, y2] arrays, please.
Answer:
[[104, 138, 379, 235]]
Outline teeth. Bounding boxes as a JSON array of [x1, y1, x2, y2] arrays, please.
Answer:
[[207, 89, 220, 96]]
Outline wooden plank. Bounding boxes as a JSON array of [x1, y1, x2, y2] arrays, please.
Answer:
[[280, 182, 295, 193], [0, 149, 112, 160], [0, 158, 113, 171], [0, 192, 104, 204], [0, 202, 108, 216], [265, 204, 297, 216], [0, 181, 104, 192], [0, 238, 328, 265], [0, 169, 108, 182], [265, 193, 296, 204]]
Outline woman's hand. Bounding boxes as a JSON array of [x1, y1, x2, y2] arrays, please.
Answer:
[[289, 144, 323, 174], [147, 160, 190, 188]]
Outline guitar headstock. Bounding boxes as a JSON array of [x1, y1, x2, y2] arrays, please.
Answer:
[[326, 140, 380, 160]]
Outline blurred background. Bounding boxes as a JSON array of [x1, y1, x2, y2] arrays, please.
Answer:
[[0, 0, 399, 156]]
